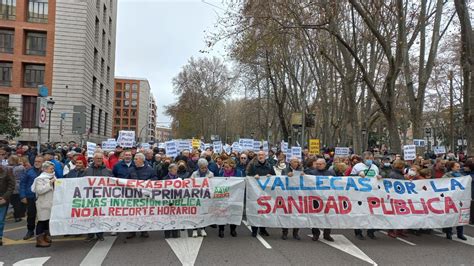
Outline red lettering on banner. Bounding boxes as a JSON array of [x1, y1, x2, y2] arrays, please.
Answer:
[[408, 199, 428, 214], [368, 197, 381, 214], [164, 180, 173, 188], [273, 196, 288, 213], [308, 196, 323, 213], [393, 199, 409, 215], [87, 178, 96, 186], [338, 196, 352, 214], [109, 207, 115, 215], [201, 178, 209, 188], [444, 196, 458, 214], [324, 196, 339, 214], [257, 196, 272, 214], [381, 199, 395, 215], [427, 198, 443, 214], [287, 196, 303, 214]]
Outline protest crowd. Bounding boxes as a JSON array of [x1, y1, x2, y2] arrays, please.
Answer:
[[0, 140, 472, 248]]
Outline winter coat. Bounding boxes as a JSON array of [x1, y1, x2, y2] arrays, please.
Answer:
[[63, 161, 76, 176], [235, 163, 247, 177], [129, 164, 157, 180], [112, 160, 134, 179], [388, 169, 405, 180], [304, 168, 336, 176], [191, 169, 214, 178], [0, 166, 15, 206], [65, 168, 87, 178], [177, 169, 190, 179], [20, 167, 41, 199], [8, 164, 25, 194], [273, 162, 287, 176], [50, 159, 64, 178], [208, 161, 220, 177], [246, 159, 276, 176], [84, 164, 113, 177], [31, 172, 55, 221], [281, 165, 303, 176]]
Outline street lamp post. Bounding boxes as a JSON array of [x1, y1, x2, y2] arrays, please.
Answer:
[[46, 98, 55, 143]]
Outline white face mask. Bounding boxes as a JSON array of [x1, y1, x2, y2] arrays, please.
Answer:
[[408, 169, 416, 176]]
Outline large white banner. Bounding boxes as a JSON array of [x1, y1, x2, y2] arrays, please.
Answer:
[[50, 177, 245, 235], [246, 175, 472, 229]]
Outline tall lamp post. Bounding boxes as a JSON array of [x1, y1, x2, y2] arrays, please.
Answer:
[[46, 98, 55, 143]]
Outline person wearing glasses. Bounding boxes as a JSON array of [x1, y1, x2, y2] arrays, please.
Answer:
[[236, 153, 249, 177]]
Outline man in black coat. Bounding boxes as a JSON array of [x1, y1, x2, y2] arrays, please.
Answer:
[[246, 151, 275, 237]]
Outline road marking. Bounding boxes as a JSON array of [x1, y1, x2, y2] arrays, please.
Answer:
[[308, 234, 377, 266], [80, 236, 117, 266], [4, 226, 26, 233], [379, 231, 416, 246], [433, 229, 474, 246], [2, 236, 87, 246], [166, 230, 204, 266], [242, 220, 272, 249], [12, 257, 51, 266]]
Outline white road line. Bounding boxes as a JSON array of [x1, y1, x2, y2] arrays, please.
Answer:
[[242, 220, 272, 249], [166, 230, 203, 266], [80, 236, 117, 266], [307, 234, 377, 266], [433, 229, 474, 246], [379, 231, 416, 246], [13, 257, 51, 266]]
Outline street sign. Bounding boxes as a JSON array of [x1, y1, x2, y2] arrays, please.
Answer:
[[36, 97, 47, 128], [38, 85, 48, 97]]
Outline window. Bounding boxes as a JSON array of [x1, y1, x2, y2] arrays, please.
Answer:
[[92, 77, 97, 97], [0, 61, 12, 87], [123, 100, 129, 107], [99, 83, 103, 103], [104, 112, 108, 136], [131, 92, 137, 99], [108, 17, 112, 35], [94, 17, 99, 44], [132, 83, 138, 92], [107, 40, 111, 61], [124, 83, 130, 92], [103, 4, 107, 23], [25, 31, 46, 56], [114, 109, 119, 116], [101, 30, 105, 52], [96, 0, 100, 12], [27, 0, 48, 23], [106, 66, 110, 83], [130, 118, 136, 126], [122, 109, 128, 116], [0, 29, 14, 53], [23, 64, 44, 88], [93, 48, 98, 70], [0, 0, 16, 20], [105, 89, 109, 105], [90, 104, 95, 134], [115, 90, 121, 98], [116, 82, 121, 91], [98, 109, 102, 135], [0, 94, 8, 109], [121, 118, 127, 125], [101, 58, 104, 78], [114, 99, 120, 107], [131, 100, 137, 107], [131, 109, 136, 117], [124, 92, 129, 99], [22, 96, 37, 128]]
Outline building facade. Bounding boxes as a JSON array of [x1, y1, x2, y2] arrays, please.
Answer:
[[0, 0, 117, 145], [148, 93, 156, 142], [113, 77, 156, 143]]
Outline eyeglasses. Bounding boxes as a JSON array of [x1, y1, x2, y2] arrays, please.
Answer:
[[240, 157, 247, 159]]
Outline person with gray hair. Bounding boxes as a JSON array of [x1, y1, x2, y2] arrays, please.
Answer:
[[190, 158, 213, 237], [31, 161, 56, 247]]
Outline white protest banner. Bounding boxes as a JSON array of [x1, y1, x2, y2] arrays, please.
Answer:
[[102, 140, 117, 151], [86, 142, 96, 158], [223, 144, 231, 154], [246, 175, 472, 229], [434, 146, 446, 155], [50, 177, 245, 235], [158, 143, 165, 149], [231, 142, 241, 153], [141, 143, 151, 150], [117, 130, 135, 148], [177, 139, 192, 152], [291, 146, 302, 161], [239, 138, 254, 151], [404, 145, 416, 160], [280, 141, 288, 153], [253, 141, 262, 151], [213, 141, 223, 154], [335, 147, 350, 157], [263, 141, 269, 153], [165, 140, 178, 158]]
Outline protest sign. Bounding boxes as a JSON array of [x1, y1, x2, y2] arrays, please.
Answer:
[[253, 141, 262, 151], [280, 141, 288, 153], [102, 140, 117, 151], [50, 177, 245, 235], [223, 144, 231, 154], [140, 143, 150, 150], [231, 142, 241, 153], [86, 142, 96, 158], [246, 175, 471, 229], [413, 139, 426, 147], [434, 146, 446, 155], [177, 139, 192, 152], [117, 130, 135, 148], [239, 139, 254, 151], [158, 143, 165, 149], [192, 139, 201, 149], [213, 141, 223, 154], [308, 139, 320, 155], [335, 147, 350, 157], [262, 141, 269, 153], [404, 145, 416, 160], [165, 140, 178, 158], [291, 146, 302, 160]]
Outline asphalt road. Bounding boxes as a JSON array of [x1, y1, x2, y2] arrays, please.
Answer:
[[2, 217, 474, 265]]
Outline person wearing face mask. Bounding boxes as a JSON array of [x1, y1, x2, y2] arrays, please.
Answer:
[[31, 161, 56, 248], [350, 151, 380, 179], [158, 157, 172, 179], [19, 156, 44, 240], [379, 157, 392, 179], [176, 160, 190, 179], [405, 165, 421, 180], [112, 150, 134, 179], [190, 158, 214, 237], [42, 150, 63, 178]]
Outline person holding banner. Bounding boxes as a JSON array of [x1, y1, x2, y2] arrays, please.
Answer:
[[112, 150, 134, 179], [235, 153, 249, 177], [217, 159, 238, 238], [31, 161, 56, 248], [442, 161, 467, 240], [280, 157, 303, 240], [190, 158, 214, 237], [162, 163, 181, 239], [304, 158, 335, 242], [246, 151, 275, 237]]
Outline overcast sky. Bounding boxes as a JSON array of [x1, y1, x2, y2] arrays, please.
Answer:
[[115, 0, 226, 127]]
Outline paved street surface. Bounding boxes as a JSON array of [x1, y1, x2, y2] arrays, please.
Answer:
[[2, 217, 474, 265]]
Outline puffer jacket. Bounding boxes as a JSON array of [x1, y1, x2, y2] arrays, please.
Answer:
[[31, 171, 55, 221], [20, 167, 41, 199]]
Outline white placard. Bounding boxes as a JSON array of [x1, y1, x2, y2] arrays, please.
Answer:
[[335, 147, 350, 157], [86, 142, 96, 158], [239, 138, 254, 151], [403, 145, 416, 160], [165, 140, 178, 158], [434, 146, 446, 155]]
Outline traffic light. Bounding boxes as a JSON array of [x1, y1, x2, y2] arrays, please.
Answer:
[[305, 114, 316, 128]]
